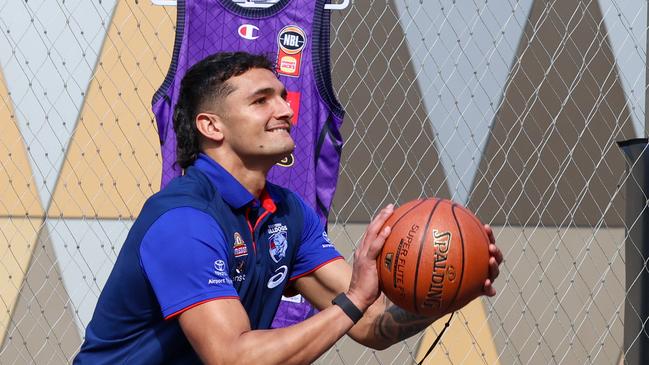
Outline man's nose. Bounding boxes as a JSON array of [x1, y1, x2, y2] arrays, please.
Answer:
[[276, 97, 294, 122]]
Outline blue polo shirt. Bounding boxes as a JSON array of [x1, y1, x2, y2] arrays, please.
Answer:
[[74, 154, 342, 364]]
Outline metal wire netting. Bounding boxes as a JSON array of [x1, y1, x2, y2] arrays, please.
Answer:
[[0, 0, 645, 364]]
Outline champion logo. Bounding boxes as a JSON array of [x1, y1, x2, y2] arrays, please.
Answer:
[[238, 24, 259, 40]]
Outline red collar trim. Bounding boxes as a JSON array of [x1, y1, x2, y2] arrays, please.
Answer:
[[260, 189, 277, 213]]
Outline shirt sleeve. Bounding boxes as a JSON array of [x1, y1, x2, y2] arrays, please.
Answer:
[[290, 197, 343, 280], [140, 207, 239, 319]]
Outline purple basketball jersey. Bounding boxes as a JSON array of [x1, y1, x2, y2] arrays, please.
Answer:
[[152, 0, 344, 225], [151, 0, 344, 328]]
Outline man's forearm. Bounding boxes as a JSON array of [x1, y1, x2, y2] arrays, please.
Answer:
[[373, 296, 435, 344], [181, 299, 357, 365], [351, 295, 438, 350]]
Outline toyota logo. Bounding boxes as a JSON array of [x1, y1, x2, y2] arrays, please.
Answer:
[[214, 260, 226, 272]]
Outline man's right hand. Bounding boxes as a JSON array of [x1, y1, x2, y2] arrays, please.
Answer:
[[346, 204, 394, 311]]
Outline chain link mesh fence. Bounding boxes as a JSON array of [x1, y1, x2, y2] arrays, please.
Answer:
[[0, 0, 645, 364]]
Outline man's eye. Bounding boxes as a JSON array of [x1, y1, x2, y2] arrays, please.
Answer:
[[254, 98, 266, 104]]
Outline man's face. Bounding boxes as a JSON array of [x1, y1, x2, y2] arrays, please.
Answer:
[[214, 68, 295, 164]]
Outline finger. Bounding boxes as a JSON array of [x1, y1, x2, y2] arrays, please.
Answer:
[[484, 224, 495, 244], [366, 204, 394, 238], [489, 243, 504, 264], [367, 225, 392, 258], [489, 256, 500, 280], [483, 279, 497, 297]]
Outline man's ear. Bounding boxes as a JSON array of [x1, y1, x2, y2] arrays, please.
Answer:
[[196, 113, 224, 143]]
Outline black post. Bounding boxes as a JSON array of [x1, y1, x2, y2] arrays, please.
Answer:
[[618, 138, 649, 365], [646, 1, 649, 137]]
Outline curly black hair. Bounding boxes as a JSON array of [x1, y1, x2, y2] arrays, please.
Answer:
[[173, 52, 275, 169]]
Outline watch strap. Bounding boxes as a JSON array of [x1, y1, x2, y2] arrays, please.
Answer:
[[331, 292, 363, 324]]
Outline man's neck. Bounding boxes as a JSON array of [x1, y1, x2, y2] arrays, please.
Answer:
[[203, 150, 269, 199]]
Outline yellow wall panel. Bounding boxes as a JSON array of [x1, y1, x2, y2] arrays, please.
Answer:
[[416, 298, 500, 365], [0, 72, 43, 217], [0, 218, 43, 345], [49, 0, 176, 219]]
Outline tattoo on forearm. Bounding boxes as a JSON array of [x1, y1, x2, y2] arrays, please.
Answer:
[[373, 296, 433, 343]]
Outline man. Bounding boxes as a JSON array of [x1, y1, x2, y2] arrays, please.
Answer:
[[74, 52, 503, 364]]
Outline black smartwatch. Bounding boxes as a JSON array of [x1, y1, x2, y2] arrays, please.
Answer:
[[331, 293, 363, 324]]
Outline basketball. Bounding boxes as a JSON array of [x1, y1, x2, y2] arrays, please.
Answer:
[[377, 198, 490, 317]]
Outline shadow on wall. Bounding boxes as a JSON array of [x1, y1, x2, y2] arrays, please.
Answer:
[[329, 0, 451, 224], [467, 0, 635, 228]]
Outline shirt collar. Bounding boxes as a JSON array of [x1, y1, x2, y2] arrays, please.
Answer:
[[193, 154, 278, 212]]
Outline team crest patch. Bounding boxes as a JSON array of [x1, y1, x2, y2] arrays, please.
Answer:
[[233, 232, 248, 258], [276, 25, 306, 77], [268, 223, 289, 263]]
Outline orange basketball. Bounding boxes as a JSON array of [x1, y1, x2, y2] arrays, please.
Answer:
[[377, 198, 490, 317]]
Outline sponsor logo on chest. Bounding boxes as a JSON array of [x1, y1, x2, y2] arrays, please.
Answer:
[[267, 265, 288, 289]]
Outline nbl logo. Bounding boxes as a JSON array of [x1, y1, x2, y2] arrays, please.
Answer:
[[279, 28, 305, 53], [276, 25, 307, 77]]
